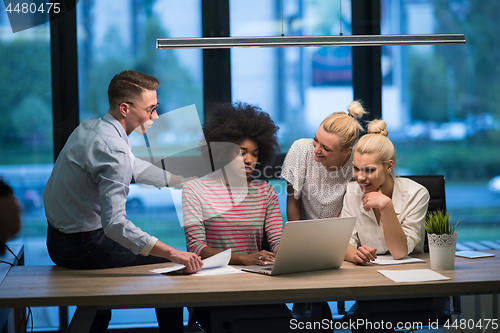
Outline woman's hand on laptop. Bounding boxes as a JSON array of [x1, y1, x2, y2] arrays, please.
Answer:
[[231, 250, 275, 266]]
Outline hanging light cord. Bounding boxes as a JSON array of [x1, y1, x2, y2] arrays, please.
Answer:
[[339, 0, 343, 36], [281, 0, 284, 37]]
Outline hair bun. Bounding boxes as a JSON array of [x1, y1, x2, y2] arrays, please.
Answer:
[[347, 100, 365, 119], [367, 119, 389, 137]]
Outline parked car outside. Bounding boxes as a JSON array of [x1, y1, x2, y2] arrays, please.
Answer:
[[0, 164, 52, 211], [126, 184, 182, 212], [487, 175, 500, 196]]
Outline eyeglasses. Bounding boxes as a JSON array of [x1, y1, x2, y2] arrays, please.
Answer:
[[124, 102, 159, 114]]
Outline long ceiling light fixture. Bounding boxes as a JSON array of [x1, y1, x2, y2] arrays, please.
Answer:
[[157, 34, 466, 49]]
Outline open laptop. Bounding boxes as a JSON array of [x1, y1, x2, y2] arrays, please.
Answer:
[[241, 216, 356, 276]]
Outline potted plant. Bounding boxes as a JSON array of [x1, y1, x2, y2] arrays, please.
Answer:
[[424, 210, 461, 270]]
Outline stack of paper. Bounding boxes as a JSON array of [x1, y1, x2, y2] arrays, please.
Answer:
[[150, 249, 244, 276]]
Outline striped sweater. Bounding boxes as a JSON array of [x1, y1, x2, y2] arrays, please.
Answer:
[[183, 177, 283, 256]]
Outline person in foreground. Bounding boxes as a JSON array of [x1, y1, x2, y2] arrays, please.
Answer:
[[43, 70, 203, 333], [342, 119, 430, 263], [0, 179, 21, 255], [183, 102, 293, 332]]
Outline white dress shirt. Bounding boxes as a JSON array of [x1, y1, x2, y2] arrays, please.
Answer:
[[341, 177, 429, 255]]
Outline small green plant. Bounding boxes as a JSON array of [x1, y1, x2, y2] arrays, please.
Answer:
[[424, 210, 461, 235]]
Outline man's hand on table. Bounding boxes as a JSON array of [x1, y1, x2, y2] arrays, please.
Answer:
[[149, 241, 203, 274]]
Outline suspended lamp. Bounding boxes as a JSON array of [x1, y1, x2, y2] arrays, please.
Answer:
[[157, 34, 465, 49]]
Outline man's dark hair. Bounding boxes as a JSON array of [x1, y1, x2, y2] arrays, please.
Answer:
[[0, 179, 14, 197], [107, 70, 160, 107], [202, 102, 280, 171]]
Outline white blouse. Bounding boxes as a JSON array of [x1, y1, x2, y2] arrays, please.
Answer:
[[281, 138, 353, 220], [342, 177, 430, 255]]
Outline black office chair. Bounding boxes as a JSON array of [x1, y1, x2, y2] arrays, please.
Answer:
[[404, 175, 446, 253], [339, 175, 455, 332]]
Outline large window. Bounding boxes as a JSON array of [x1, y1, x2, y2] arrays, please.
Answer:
[[77, 0, 203, 249], [230, 0, 354, 151], [230, 0, 355, 221], [381, 0, 500, 242], [0, 1, 53, 253], [0, 2, 54, 330]]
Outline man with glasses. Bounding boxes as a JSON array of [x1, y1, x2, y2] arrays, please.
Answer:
[[43, 70, 203, 333]]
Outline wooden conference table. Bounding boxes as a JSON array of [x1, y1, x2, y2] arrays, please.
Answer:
[[0, 250, 499, 333]]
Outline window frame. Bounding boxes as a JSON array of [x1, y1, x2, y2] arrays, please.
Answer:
[[50, 0, 381, 164]]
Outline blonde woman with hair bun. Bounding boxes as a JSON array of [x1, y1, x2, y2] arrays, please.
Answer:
[[281, 101, 365, 321], [342, 119, 430, 264], [281, 101, 366, 222]]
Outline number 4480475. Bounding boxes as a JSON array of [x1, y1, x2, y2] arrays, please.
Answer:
[[444, 319, 498, 330], [5, 2, 61, 14]]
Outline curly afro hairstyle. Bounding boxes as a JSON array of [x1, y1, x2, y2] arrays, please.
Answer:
[[203, 102, 280, 171]]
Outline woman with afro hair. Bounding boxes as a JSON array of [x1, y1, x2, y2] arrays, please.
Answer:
[[183, 102, 282, 265], [182, 102, 293, 332]]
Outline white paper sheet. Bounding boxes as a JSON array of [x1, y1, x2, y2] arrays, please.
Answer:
[[192, 265, 243, 276], [150, 249, 243, 275], [378, 269, 450, 283], [371, 254, 425, 265]]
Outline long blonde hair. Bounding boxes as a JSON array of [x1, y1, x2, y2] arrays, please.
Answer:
[[354, 119, 396, 167], [321, 101, 365, 150]]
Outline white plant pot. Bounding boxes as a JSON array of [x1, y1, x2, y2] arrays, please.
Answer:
[[427, 232, 457, 270]]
